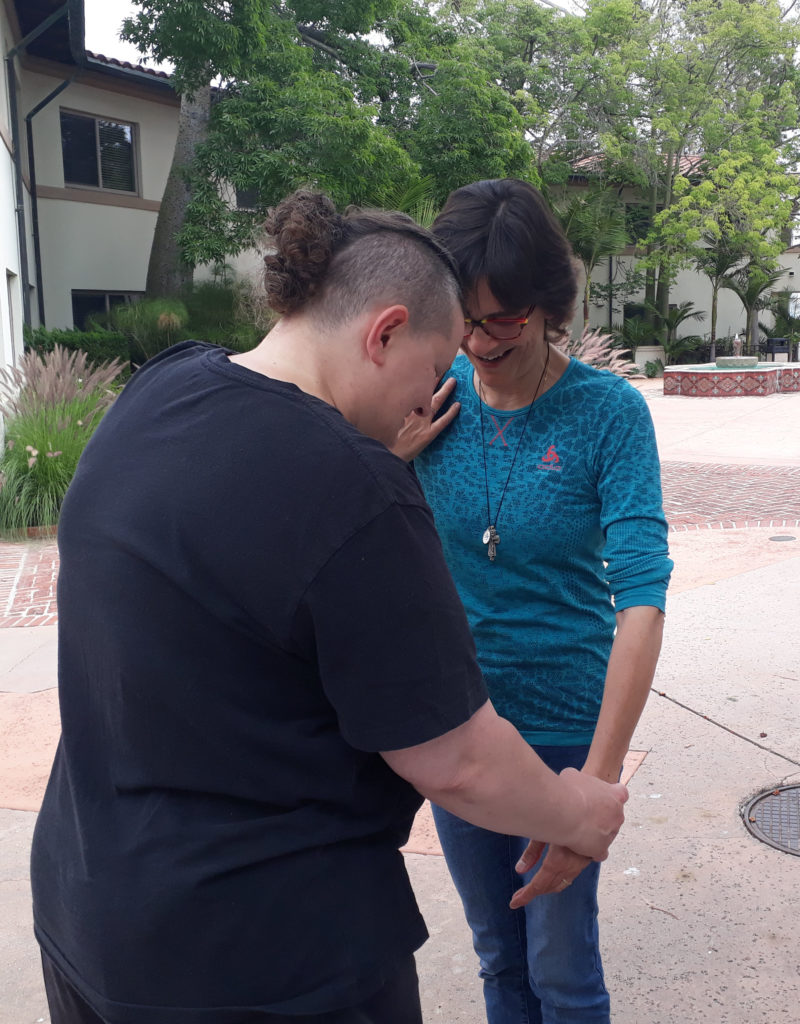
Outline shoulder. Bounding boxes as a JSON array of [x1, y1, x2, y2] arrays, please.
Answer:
[[443, 352, 474, 390], [561, 359, 649, 417], [329, 418, 429, 510]]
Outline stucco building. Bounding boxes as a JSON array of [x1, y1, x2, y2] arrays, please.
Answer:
[[1, 0, 179, 370]]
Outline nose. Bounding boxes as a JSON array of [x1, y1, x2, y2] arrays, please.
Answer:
[[465, 331, 503, 357]]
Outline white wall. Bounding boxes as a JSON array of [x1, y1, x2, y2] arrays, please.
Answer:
[[23, 63, 178, 328], [584, 249, 800, 344], [0, 2, 29, 369]]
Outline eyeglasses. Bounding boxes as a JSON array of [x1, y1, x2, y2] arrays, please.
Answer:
[[463, 304, 536, 342]]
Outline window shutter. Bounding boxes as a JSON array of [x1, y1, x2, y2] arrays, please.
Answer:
[[99, 120, 136, 192]]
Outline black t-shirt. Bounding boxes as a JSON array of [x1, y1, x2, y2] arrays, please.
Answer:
[[31, 343, 487, 1022]]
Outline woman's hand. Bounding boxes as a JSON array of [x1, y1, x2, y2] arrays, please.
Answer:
[[509, 842, 593, 909], [392, 377, 460, 462]]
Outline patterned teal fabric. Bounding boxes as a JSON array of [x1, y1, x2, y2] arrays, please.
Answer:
[[414, 354, 673, 744]]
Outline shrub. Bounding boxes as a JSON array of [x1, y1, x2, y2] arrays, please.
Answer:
[[558, 328, 640, 377], [110, 298, 190, 366], [25, 325, 130, 375], [644, 359, 664, 378], [0, 347, 123, 533], [183, 281, 263, 353]]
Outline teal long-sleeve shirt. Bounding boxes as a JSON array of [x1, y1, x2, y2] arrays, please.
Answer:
[[414, 354, 673, 745]]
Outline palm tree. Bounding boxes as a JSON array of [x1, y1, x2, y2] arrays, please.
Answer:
[[550, 188, 630, 327], [692, 234, 746, 361], [648, 301, 706, 365], [721, 262, 786, 354]]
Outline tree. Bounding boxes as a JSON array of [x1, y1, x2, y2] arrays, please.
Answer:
[[721, 262, 786, 353], [605, 0, 800, 327], [549, 186, 629, 326], [647, 300, 705, 365], [692, 235, 747, 361], [123, 0, 276, 296], [123, 0, 534, 283]]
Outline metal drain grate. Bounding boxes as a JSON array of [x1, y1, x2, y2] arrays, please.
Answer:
[[743, 785, 800, 856]]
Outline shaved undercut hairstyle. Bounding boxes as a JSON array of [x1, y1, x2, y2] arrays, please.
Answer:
[[262, 190, 462, 337]]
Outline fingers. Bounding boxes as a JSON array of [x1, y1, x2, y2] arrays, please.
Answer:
[[428, 401, 460, 441], [432, 375, 458, 411], [509, 846, 591, 909], [515, 839, 545, 875]]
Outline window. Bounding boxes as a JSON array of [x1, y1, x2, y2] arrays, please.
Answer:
[[72, 291, 142, 329], [623, 302, 647, 324], [60, 111, 137, 193], [235, 187, 259, 210]]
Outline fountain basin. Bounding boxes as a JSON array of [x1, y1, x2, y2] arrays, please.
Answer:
[[663, 362, 800, 396], [714, 356, 758, 369]]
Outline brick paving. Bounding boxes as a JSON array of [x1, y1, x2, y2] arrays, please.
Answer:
[[0, 541, 59, 629], [0, 461, 798, 628], [662, 461, 800, 531]]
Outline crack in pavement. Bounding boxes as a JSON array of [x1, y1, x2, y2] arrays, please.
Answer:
[[651, 688, 800, 768]]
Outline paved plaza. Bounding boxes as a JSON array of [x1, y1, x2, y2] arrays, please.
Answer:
[[1, 379, 800, 1023]]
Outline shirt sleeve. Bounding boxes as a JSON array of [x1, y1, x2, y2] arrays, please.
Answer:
[[592, 381, 673, 613], [293, 502, 489, 752]]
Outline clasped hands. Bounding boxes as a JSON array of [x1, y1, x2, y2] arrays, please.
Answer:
[[510, 768, 628, 909]]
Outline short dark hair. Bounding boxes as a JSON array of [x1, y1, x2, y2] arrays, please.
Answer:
[[262, 190, 461, 336], [432, 179, 577, 327]]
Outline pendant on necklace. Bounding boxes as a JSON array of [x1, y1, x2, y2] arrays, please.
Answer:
[[482, 525, 500, 561]]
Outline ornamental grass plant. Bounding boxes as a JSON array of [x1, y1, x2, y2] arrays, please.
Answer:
[[559, 328, 640, 377], [0, 346, 123, 534]]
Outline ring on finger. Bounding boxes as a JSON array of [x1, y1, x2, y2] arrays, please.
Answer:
[[558, 878, 571, 891]]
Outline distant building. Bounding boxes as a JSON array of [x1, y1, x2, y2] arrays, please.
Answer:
[[1, 0, 179, 368]]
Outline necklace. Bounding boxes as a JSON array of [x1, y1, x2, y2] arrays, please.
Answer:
[[479, 343, 551, 562]]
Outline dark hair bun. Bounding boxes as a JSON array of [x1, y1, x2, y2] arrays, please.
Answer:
[[263, 190, 343, 315]]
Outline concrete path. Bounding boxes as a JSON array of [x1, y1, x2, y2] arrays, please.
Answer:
[[2, 381, 799, 1024]]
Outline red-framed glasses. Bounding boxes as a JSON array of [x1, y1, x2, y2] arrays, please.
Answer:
[[463, 303, 536, 342]]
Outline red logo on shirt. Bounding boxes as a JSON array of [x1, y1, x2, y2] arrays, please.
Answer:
[[537, 446, 562, 472]]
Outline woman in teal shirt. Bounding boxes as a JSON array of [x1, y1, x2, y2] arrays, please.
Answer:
[[395, 178, 672, 1024]]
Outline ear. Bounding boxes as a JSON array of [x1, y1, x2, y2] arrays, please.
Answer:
[[364, 305, 410, 367]]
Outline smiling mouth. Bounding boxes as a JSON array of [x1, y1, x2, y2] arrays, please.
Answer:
[[473, 347, 513, 365]]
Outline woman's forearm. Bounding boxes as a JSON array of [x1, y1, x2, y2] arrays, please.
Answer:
[[582, 605, 665, 783]]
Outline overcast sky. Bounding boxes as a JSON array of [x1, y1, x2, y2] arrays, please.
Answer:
[[83, 0, 151, 64]]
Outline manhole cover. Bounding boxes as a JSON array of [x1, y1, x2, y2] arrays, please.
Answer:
[[743, 785, 800, 855]]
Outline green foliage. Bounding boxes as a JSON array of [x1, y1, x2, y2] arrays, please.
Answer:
[[110, 297, 189, 366], [721, 262, 786, 350], [182, 51, 422, 263], [107, 285, 263, 362], [183, 281, 263, 352], [126, 0, 800, 286], [644, 359, 663, 378], [759, 291, 800, 347], [0, 347, 123, 533], [549, 186, 629, 325], [24, 326, 130, 375], [402, 59, 534, 204], [612, 317, 657, 354]]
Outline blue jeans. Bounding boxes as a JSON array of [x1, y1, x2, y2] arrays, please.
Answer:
[[432, 744, 610, 1024]]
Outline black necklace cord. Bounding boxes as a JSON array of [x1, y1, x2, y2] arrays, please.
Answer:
[[479, 341, 551, 533]]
